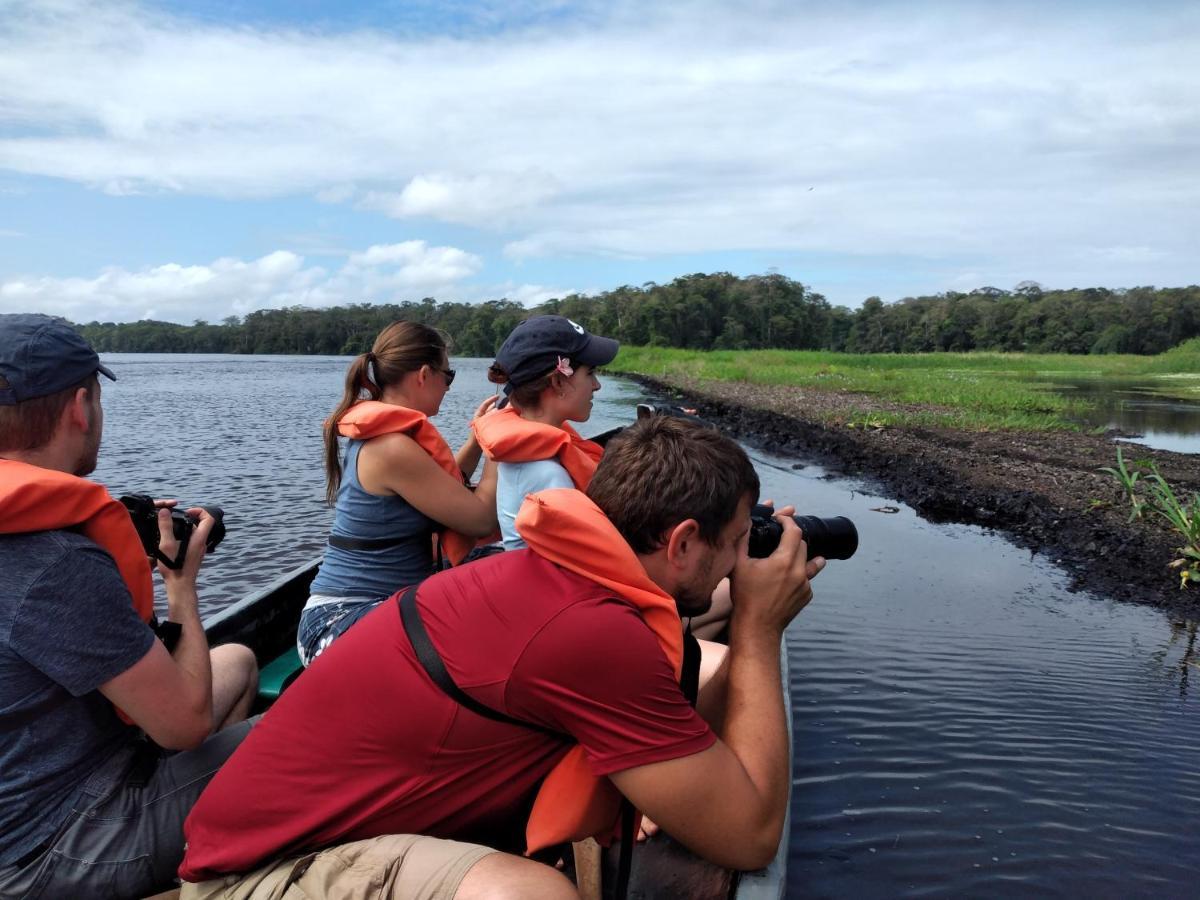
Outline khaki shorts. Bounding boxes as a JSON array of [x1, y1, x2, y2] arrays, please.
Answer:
[[181, 834, 496, 900]]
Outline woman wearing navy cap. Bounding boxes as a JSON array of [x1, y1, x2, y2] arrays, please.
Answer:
[[472, 315, 618, 551]]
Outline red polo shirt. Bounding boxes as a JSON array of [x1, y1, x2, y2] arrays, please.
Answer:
[[180, 550, 714, 881]]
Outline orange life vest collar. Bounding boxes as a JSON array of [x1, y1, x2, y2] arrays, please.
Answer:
[[471, 405, 602, 490], [335, 401, 475, 565], [0, 460, 153, 624], [0, 460, 157, 726], [515, 487, 683, 853], [0, 459, 154, 623]]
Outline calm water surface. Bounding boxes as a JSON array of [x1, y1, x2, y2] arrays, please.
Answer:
[[94, 355, 1200, 898], [1033, 375, 1200, 454]]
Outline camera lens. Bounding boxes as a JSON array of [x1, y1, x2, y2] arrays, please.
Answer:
[[791, 515, 858, 561], [747, 505, 858, 561]]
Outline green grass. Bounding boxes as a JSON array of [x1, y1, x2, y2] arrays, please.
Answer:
[[610, 344, 1200, 432]]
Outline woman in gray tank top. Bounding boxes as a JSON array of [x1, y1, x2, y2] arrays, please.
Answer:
[[298, 322, 498, 666]]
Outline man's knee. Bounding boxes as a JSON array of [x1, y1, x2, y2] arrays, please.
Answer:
[[211, 643, 258, 690], [455, 852, 578, 900]]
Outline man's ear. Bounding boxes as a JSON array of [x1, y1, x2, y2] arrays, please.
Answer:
[[65, 387, 92, 432], [663, 518, 703, 572]]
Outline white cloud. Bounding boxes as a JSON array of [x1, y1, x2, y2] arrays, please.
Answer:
[[359, 170, 562, 227], [0, 241, 487, 323], [487, 280, 576, 307], [0, 0, 1197, 303]]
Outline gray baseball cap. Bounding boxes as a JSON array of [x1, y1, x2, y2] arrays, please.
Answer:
[[0, 314, 116, 405]]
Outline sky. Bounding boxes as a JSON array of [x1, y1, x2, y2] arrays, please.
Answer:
[[0, 0, 1197, 324]]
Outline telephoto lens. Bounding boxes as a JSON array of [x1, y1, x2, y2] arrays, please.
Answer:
[[746, 504, 858, 560]]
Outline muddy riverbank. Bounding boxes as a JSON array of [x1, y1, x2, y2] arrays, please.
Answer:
[[628, 374, 1200, 619]]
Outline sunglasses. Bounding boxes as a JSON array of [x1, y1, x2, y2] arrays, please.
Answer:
[[437, 367, 456, 386]]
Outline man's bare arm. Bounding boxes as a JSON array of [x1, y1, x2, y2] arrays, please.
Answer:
[[612, 510, 824, 870], [99, 508, 215, 749]]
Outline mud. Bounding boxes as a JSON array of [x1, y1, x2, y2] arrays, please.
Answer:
[[630, 374, 1200, 620]]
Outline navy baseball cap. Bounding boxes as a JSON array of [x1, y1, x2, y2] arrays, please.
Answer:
[[0, 314, 116, 405], [494, 315, 619, 387]]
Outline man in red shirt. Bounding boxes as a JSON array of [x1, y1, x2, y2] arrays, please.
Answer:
[[180, 415, 824, 900]]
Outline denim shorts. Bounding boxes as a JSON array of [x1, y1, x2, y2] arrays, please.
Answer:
[[296, 596, 386, 667]]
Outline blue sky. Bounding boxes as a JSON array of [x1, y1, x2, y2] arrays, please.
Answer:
[[0, 0, 1197, 324]]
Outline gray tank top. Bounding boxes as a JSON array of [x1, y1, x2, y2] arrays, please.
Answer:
[[310, 439, 435, 598]]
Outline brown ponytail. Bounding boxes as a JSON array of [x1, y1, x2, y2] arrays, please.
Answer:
[[323, 321, 449, 505]]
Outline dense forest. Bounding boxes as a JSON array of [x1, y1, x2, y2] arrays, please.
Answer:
[[75, 274, 1200, 357]]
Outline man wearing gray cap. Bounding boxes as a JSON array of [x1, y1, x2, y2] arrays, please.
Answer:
[[0, 314, 258, 899]]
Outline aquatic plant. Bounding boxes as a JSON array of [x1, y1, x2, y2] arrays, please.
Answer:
[[1101, 450, 1200, 588], [1099, 447, 1146, 521], [1141, 470, 1200, 589]]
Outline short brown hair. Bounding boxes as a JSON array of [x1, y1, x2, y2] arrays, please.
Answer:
[[588, 416, 760, 554], [0, 374, 96, 453]]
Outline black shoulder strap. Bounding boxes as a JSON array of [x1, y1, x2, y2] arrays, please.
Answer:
[[396, 586, 565, 739], [681, 628, 702, 707]]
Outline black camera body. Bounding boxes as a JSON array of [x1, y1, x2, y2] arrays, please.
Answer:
[[119, 493, 226, 569], [748, 504, 858, 561]]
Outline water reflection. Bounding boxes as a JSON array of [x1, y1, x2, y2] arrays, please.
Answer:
[[1032, 376, 1200, 454], [1151, 620, 1199, 699]]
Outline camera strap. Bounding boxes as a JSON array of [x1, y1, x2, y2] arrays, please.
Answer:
[[398, 585, 640, 898], [152, 543, 188, 570], [397, 586, 567, 739]]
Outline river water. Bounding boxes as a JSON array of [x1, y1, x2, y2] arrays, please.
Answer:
[[1033, 375, 1200, 454], [92, 354, 1199, 898]]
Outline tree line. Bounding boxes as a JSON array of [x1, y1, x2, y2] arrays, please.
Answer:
[[75, 275, 1200, 357]]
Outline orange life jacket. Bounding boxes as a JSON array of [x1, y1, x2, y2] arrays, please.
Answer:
[[471, 405, 603, 490], [514, 487, 684, 853], [335, 401, 478, 565], [0, 460, 155, 725], [0, 459, 154, 622]]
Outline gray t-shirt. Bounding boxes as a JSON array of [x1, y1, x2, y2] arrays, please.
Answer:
[[0, 530, 154, 866], [496, 458, 575, 550]]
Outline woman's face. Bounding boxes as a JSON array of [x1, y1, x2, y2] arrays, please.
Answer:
[[423, 353, 454, 416], [559, 363, 601, 423]]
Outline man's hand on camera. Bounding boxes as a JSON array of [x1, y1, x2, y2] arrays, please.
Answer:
[[730, 504, 825, 637], [155, 506, 213, 586]]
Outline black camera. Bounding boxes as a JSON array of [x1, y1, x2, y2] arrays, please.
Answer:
[[119, 493, 226, 570], [747, 504, 858, 561]]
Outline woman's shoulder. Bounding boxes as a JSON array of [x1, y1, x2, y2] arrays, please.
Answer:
[[356, 430, 433, 488], [359, 429, 422, 460]]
